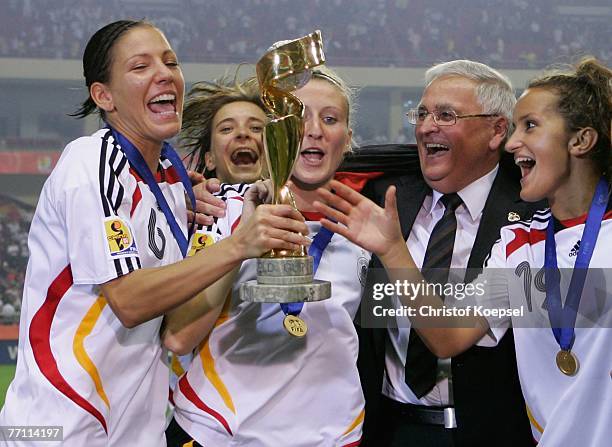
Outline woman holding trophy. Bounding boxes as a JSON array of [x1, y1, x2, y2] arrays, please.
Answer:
[[165, 72, 270, 392], [165, 34, 369, 447], [0, 20, 309, 446]]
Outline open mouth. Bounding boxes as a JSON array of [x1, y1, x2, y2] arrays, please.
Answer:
[[515, 156, 535, 178], [148, 93, 177, 115], [231, 148, 259, 166], [300, 148, 325, 163], [425, 143, 449, 155]]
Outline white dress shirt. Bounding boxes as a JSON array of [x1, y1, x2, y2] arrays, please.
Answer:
[[382, 166, 503, 406]]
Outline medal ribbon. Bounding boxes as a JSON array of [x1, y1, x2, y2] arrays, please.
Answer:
[[280, 226, 334, 317], [544, 177, 608, 351], [110, 127, 196, 258]]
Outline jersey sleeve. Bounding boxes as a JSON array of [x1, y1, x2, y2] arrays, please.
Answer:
[[471, 237, 513, 344], [451, 237, 512, 346], [55, 141, 142, 285], [213, 183, 249, 239]]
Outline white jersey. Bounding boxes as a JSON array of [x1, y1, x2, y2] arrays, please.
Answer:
[[479, 207, 612, 446], [172, 184, 371, 447], [0, 129, 187, 446]]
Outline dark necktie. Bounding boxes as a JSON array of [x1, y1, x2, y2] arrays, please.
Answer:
[[404, 193, 463, 398]]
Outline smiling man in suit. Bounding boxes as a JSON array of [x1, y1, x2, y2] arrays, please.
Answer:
[[358, 60, 536, 447]]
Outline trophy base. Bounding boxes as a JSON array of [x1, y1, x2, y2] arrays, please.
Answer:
[[240, 279, 331, 303], [239, 256, 331, 303]]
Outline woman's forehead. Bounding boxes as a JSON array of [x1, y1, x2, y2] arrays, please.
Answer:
[[112, 26, 173, 61], [295, 79, 347, 109]]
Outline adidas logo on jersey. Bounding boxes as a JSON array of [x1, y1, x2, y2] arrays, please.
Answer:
[[569, 240, 581, 257]]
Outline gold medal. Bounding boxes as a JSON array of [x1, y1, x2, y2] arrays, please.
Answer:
[[556, 350, 579, 376], [283, 315, 308, 337]]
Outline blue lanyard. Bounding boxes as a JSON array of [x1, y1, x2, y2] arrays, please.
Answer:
[[110, 127, 196, 258], [281, 226, 334, 316], [544, 177, 608, 351]]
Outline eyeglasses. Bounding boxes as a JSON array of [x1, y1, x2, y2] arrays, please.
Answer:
[[406, 108, 499, 126]]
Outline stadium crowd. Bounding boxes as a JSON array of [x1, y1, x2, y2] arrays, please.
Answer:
[[0, 195, 31, 324], [1, 0, 609, 69]]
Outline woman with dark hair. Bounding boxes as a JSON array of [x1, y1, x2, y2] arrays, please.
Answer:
[[0, 20, 308, 446]]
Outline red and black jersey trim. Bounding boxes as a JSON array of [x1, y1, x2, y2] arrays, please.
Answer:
[[505, 200, 612, 258]]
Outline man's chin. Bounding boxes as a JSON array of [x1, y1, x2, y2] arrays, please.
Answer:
[[423, 173, 462, 194], [422, 168, 450, 185]]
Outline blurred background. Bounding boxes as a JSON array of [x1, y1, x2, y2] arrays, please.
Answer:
[[0, 0, 610, 402]]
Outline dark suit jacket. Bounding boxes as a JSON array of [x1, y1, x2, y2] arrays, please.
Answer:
[[357, 152, 537, 447]]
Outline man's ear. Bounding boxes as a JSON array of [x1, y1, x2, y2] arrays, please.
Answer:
[[90, 82, 114, 113], [344, 128, 353, 153], [569, 127, 598, 157], [488, 116, 509, 152], [204, 151, 216, 171]]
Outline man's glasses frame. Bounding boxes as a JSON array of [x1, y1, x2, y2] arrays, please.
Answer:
[[406, 108, 499, 126]]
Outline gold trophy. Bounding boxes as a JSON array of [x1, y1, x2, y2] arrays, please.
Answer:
[[240, 31, 332, 329]]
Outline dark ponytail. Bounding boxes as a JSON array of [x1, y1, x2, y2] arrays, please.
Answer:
[[529, 57, 612, 180], [70, 20, 153, 119]]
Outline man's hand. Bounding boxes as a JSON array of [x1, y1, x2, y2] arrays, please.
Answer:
[[314, 180, 404, 259]]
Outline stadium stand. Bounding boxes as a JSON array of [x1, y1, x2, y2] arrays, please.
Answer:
[[1, 0, 610, 68], [0, 195, 32, 325]]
